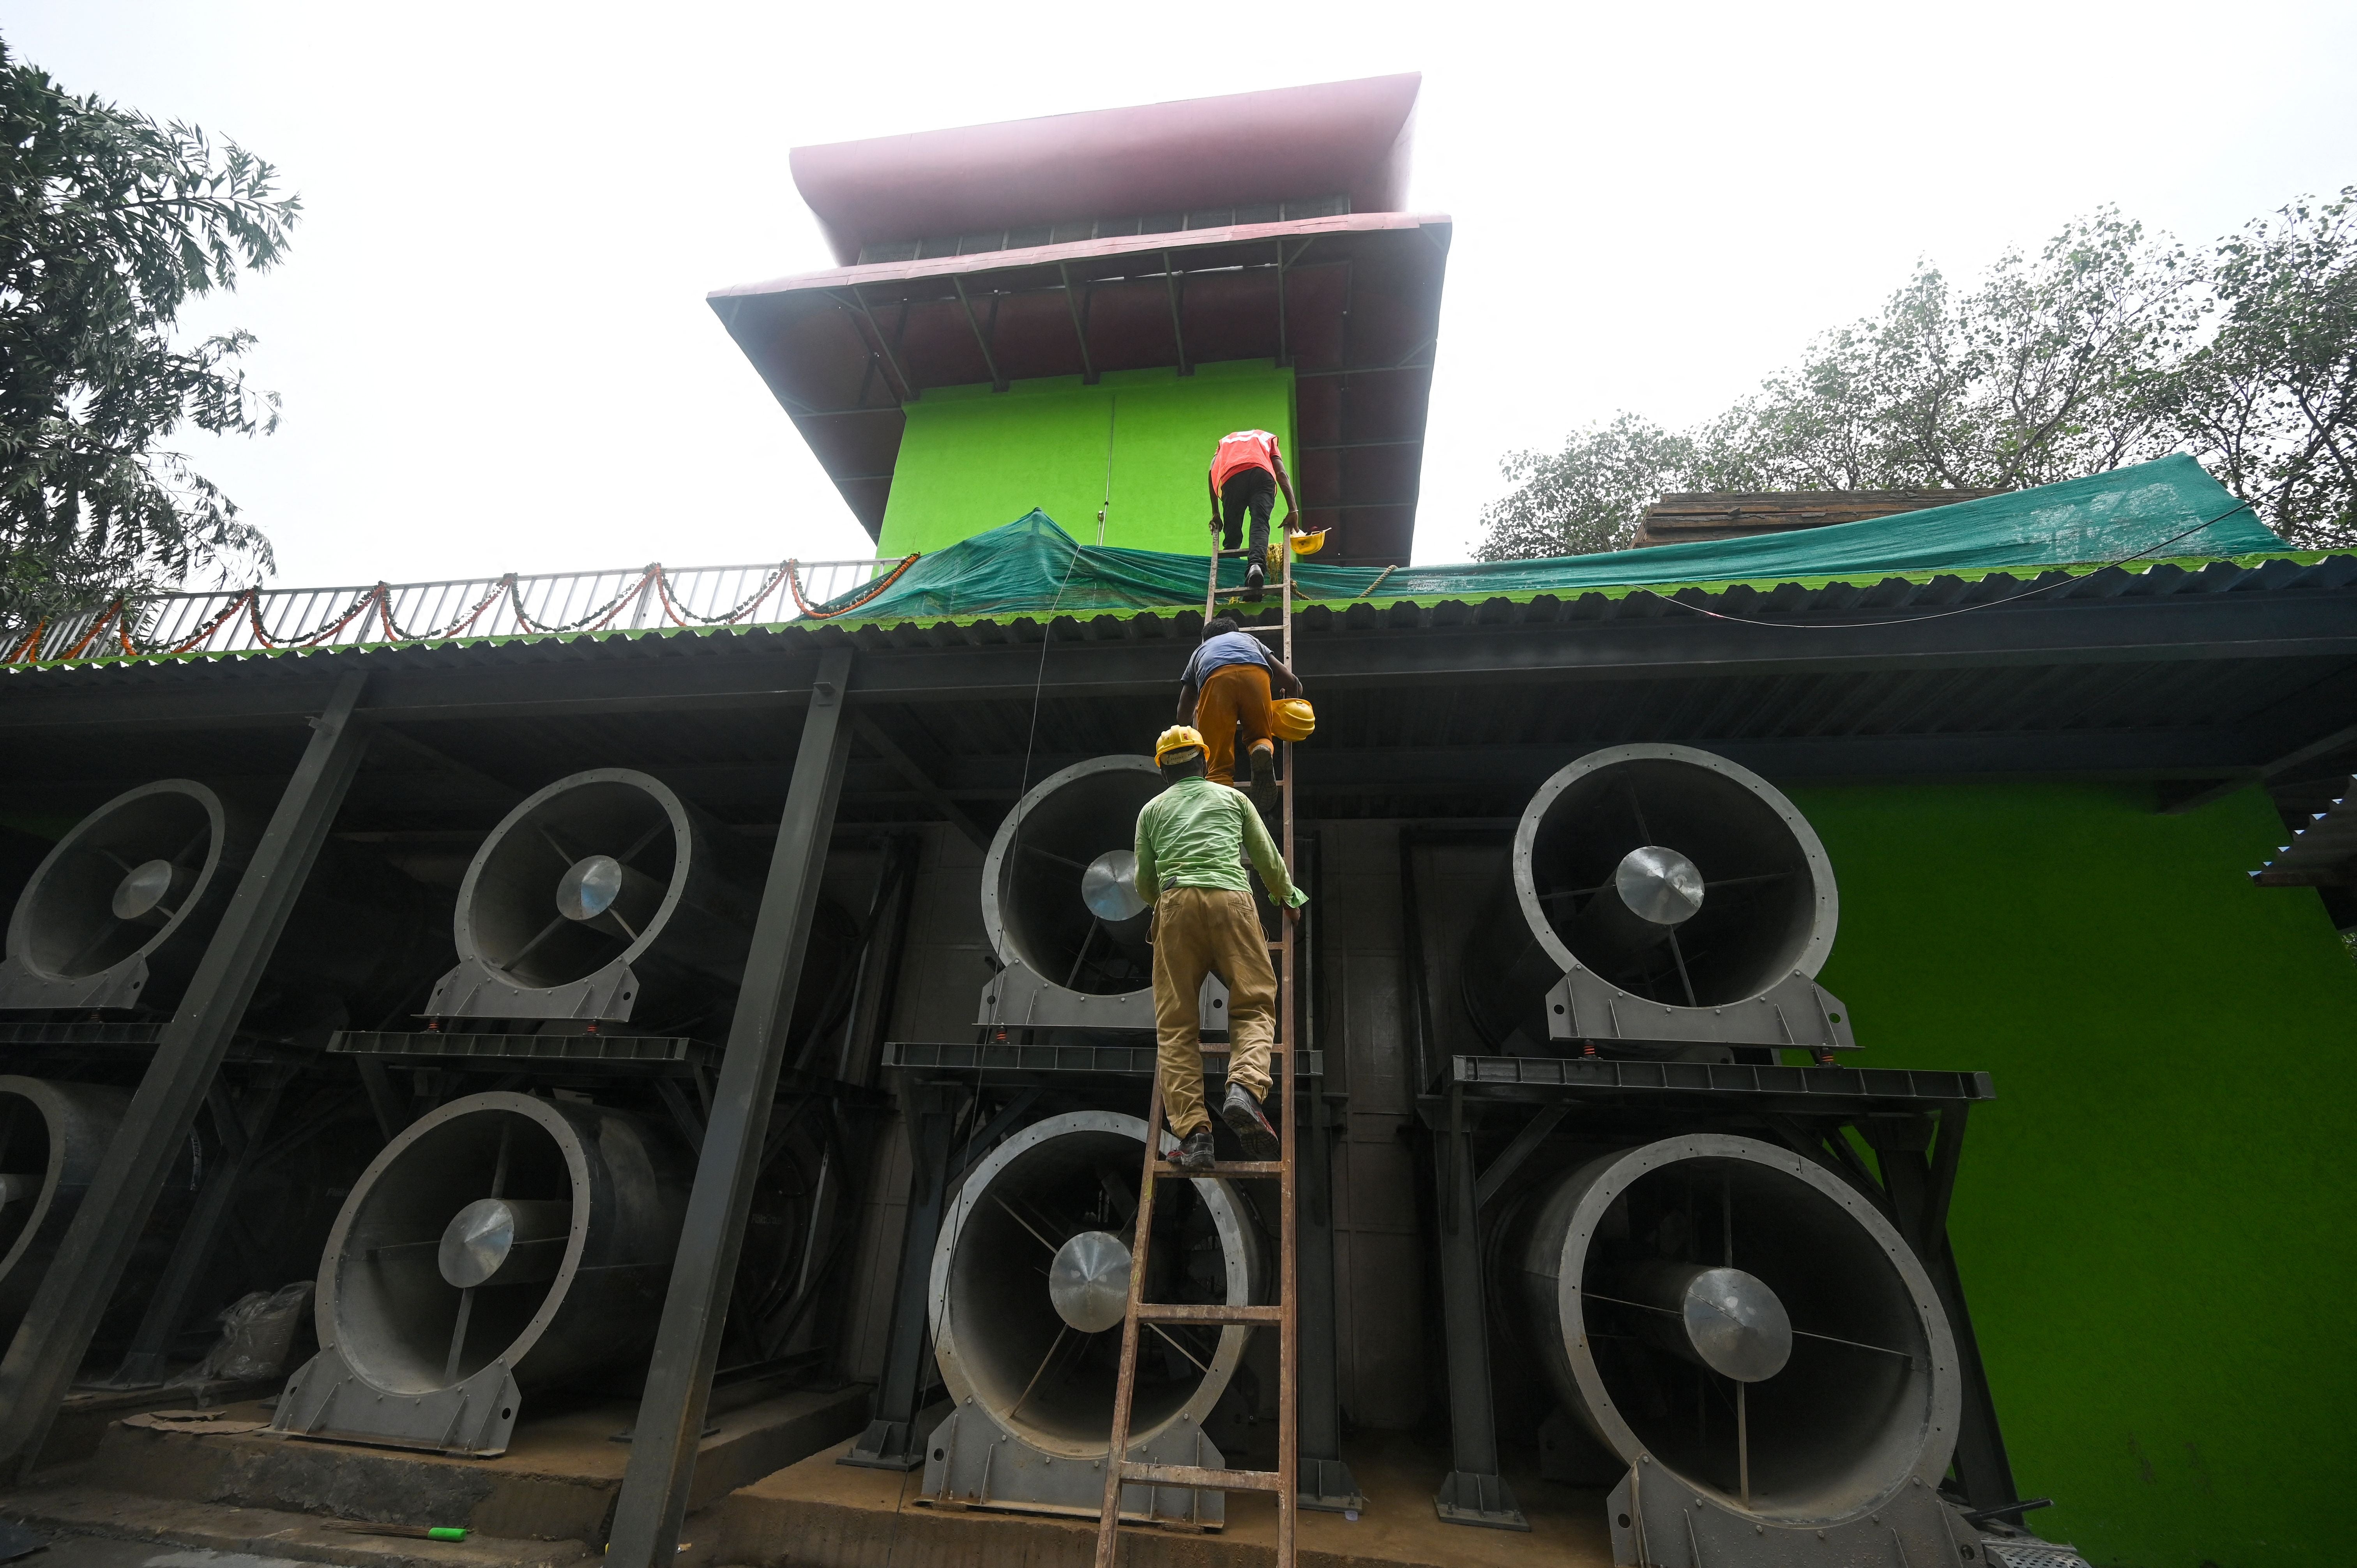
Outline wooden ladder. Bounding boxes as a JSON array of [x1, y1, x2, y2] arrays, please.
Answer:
[[1092, 534, 1302, 1568]]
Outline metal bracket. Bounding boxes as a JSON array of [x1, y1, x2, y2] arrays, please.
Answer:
[[921, 1403, 1228, 1527], [976, 962, 1228, 1034], [1548, 969, 1855, 1054], [426, 954, 641, 1023], [1435, 1469, 1527, 1531], [269, 1344, 523, 1457], [1608, 1462, 1971, 1567]]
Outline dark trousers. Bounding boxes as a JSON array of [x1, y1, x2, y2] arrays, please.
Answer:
[[1220, 470, 1276, 560]]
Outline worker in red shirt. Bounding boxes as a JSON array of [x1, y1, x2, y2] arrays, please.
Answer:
[[1207, 429, 1299, 602]]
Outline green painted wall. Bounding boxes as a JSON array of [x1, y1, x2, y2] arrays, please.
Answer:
[[877, 360, 1297, 557], [1787, 782, 2356, 1568]]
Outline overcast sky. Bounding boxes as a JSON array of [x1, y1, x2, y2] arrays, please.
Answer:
[[6, 0, 2353, 588]]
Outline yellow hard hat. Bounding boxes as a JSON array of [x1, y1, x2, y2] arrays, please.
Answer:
[[1290, 528, 1328, 557], [1270, 698, 1316, 742], [1155, 725, 1207, 765]]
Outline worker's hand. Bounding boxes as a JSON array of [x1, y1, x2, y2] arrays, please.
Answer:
[[1280, 512, 1296, 533], [1283, 903, 1303, 924]]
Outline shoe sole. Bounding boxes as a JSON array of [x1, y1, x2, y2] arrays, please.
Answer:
[[1222, 1096, 1280, 1160]]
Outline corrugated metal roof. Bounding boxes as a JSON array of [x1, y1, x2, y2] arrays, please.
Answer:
[[8, 548, 2349, 682]]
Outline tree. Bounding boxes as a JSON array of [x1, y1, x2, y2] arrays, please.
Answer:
[[1474, 414, 1694, 560], [1478, 200, 2357, 558], [1, 38, 299, 639], [2171, 190, 2357, 549]]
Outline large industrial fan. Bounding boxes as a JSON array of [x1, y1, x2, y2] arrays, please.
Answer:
[[1512, 1133, 1969, 1564], [977, 757, 1226, 1034], [270, 1091, 692, 1456], [0, 1075, 216, 1360], [1462, 744, 1852, 1058], [426, 769, 768, 1025], [0, 779, 441, 1025], [921, 1111, 1263, 1524]]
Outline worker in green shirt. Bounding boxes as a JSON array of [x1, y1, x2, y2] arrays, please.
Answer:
[[1133, 724, 1308, 1172]]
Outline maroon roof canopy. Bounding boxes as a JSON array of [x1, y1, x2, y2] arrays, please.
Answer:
[[791, 75, 1421, 266], [712, 212, 1450, 567]]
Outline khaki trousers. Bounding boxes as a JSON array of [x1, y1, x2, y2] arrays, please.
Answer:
[[1151, 886, 1276, 1137], [1193, 664, 1275, 788]]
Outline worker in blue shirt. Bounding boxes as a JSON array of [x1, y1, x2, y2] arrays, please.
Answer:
[[1175, 615, 1303, 802]]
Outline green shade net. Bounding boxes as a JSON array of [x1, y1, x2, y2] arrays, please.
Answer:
[[807, 454, 2285, 625]]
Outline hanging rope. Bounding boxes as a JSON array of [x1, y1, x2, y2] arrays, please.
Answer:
[[6, 552, 923, 664], [784, 554, 919, 620]]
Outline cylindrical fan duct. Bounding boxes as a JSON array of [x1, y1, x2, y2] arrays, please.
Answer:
[[0, 1078, 130, 1335], [314, 1092, 690, 1395], [981, 757, 1164, 1000], [1463, 745, 1839, 1048], [0, 1077, 204, 1347], [1516, 1134, 1959, 1522], [930, 1110, 1262, 1457], [428, 769, 769, 1022], [0, 781, 251, 1012], [0, 779, 447, 1026]]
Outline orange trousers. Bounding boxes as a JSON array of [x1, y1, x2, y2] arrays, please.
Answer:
[[1194, 663, 1275, 787]]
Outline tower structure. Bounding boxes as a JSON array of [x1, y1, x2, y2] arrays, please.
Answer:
[[711, 75, 1449, 567]]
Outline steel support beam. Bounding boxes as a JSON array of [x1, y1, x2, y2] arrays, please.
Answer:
[[1430, 1094, 1526, 1529], [852, 713, 991, 850], [606, 646, 857, 1567], [1057, 262, 1097, 385], [1163, 253, 1189, 376], [842, 286, 919, 403], [102, 1067, 294, 1387], [1864, 1111, 2017, 1517], [1295, 1092, 1363, 1512], [0, 668, 375, 1476], [839, 1084, 959, 1469], [950, 277, 1005, 393]]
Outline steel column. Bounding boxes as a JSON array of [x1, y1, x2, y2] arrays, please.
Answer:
[[606, 646, 856, 1567], [1296, 1092, 1363, 1511], [0, 668, 375, 1476], [1431, 1098, 1527, 1529], [103, 1067, 294, 1386], [838, 1083, 959, 1468], [1865, 1110, 2018, 1515]]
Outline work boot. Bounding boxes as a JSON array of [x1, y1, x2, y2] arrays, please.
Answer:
[[1244, 560, 1265, 602], [1248, 743, 1276, 804], [1221, 1082, 1279, 1160], [1168, 1127, 1216, 1172]]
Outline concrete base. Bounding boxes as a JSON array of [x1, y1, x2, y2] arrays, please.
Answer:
[[716, 1430, 1617, 1568], [2, 1383, 871, 1564], [45, 1381, 280, 1469]]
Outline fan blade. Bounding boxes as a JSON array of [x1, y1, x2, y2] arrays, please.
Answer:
[[444, 1286, 476, 1384], [615, 818, 670, 870], [1007, 1324, 1071, 1420], [1737, 1379, 1751, 1508], [992, 1194, 1062, 1255]]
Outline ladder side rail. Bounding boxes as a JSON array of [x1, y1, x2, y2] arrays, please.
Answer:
[[1276, 537, 1299, 1566], [1093, 1070, 1167, 1568]]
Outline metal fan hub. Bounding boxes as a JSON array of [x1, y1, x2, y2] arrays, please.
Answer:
[[1673, 1264, 1790, 1382], [1080, 852, 1148, 925], [438, 1196, 571, 1289], [110, 859, 183, 923], [1614, 846, 1705, 927], [554, 856, 626, 922], [1048, 1229, 1133, 1333]]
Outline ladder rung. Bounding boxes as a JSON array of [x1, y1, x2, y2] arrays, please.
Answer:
[[1191, 1160, 1282, 1176], [1137, 1301, 1282, 1324], [1120, 1461, 1286, 1494]]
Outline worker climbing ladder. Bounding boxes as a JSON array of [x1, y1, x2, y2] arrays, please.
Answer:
[[1092, 542, 1304, 1568]]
